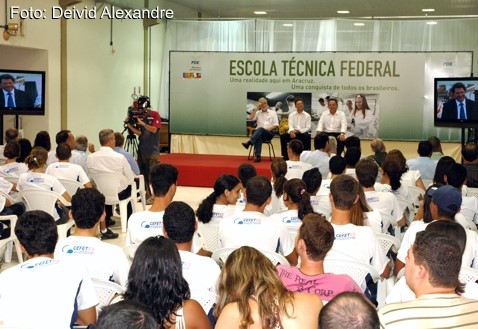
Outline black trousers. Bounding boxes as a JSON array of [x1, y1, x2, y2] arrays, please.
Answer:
[[105, 185, 133, 227], [324, 132, 345, 157], [280, 132, 311, 160]]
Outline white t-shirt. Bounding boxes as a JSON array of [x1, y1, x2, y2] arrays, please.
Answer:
[[218, 211, 294, 256], [285, 160, 313, 180], [0, 177, 13, 194], [265, 183, 286, 216], [0, 256, 98, 328], [318, 179, 332, 196], [126, 210, 202, 253], [300, 150, 330, 178], [327, 223, 388, 274], [310, 195, 331, 218], [401, 169, 421, 187], [364, 210, 385, 234], [209, 204, 238, 223], [179, 250, 220, 296], [46, 161, 90, 185], [271, 209, 301, 228], [55, 235, 130, 287], [47, 149, 85, 167], [0, 162, 28, 178], [364, 190, 403, 224], [461, 196, 478, 225], [17, 171, 67, 195]]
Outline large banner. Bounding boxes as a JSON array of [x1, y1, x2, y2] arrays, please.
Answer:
[[169, 52, 472, 140]]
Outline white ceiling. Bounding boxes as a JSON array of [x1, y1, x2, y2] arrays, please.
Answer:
[[98, 0, 478, 19], [164, 0, 478, 19]]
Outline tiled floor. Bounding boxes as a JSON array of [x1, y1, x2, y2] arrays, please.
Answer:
[[0, 186, 213, 272]]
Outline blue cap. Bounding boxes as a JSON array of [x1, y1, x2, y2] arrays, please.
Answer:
[[428, 185, 462, 214]]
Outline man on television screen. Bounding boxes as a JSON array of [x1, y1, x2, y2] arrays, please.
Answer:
[[0, 74, 34, 108], [441, 82, 477, 120]]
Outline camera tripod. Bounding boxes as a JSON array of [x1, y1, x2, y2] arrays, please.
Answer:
[[122, 127, 139, 159]]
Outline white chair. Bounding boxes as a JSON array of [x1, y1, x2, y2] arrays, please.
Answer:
[[0, 215, 23, 263], [197, 222, 220, 253], [212, 247, 289, 267], [123, 244, 139, 264], [324, 258, 381, 287], [396, 197, 414, 225], [134, 174, 147, 212], [378, 211, 402, 239], [407, 185, 424, 209], [58, 178, 84, 197], [18, 189, 75, 240], [90, 171, 136, 233], [375, 233, 401, 255], [191, 290, 218, 313], [3, 176, 18, 184], [92, 278, 125, 313], [467, 187, 478, 199], [459, 267, 478, 283]]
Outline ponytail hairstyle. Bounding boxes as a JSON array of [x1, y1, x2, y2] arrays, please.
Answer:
[[196, 174, 240, 223], [350, 185, 371, 226], [271, 159, 287, 198], [283, 178, 314, 220], [381, 160, 402, 191], [25, 146, 48, 170]]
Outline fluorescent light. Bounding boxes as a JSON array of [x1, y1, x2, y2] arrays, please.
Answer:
[[337, 10, 350, 14], [283, 23, 293, 27], [354, 23, 365, 26], [254, 11, 267, 15], [422, 8, 435, 12], [427, 21, 438, 25]]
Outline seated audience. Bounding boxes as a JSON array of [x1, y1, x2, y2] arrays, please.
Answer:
[[379, 229, 478, 328], [17, 146, 71, 224], [47, 129, 83, 166], [46, 143, 92, 188], [386, 149, 426, 191], [163, 201, 220, 299], [277, 214, 362, 302], [381, 159, 410, 201], [270, 178, 314, 228], [302, 167, 331, 217], [406, 140, 437, 180], [368, 138, 387, 167], [33, 130, 51, 151], [16, 137, 32, 163], [285, 139, 313, 179], [462, 143, 478, 188], [350, 185, 385, 235], [319, 292, 380, 329], [265, 158, 287, 215], [0, 141, 28, 178], [433, 155, 456, 185], [214, 246, 322, 329], [54, 188, 129, 285], [344, 146, 361, 177], [0, 210, 97, 328], [218, 176, 297, 265], [196, 174, 241, 224], [114, 131, 140, 175], [236, 163, 256, 208], [97, 299, 158, 329], [300, 132, 330, 178], [0, 128, 19, 165], [75, 134, 90, 174], [124, 236, 211, 329], [428, 135, 444, 160], [317, 155, 347, 198]]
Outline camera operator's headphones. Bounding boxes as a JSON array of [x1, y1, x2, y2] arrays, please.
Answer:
[[137, 96, 151, 109]]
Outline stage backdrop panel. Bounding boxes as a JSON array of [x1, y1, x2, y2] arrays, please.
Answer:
[[169, 51, 472, 141]]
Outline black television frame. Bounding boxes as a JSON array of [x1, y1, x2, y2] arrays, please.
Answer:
[[434, 77, 477, 128], [0, 69, 46, 116]]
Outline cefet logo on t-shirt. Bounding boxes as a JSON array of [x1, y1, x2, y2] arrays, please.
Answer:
[[335, 232, 356, 240], [212, 211, 224, 219], [28, 177, 45, 183], [141, 221, 162, 229], [233, 217, 261, 225], [282, 216, 300, 224], [54, 164, 70, 169], [21, 259, 60, 269], [61, 245, 95, 255]]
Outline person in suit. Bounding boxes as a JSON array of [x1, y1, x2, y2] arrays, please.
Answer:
[[0, 74, 34, 108], [441, 82, 477, 120]]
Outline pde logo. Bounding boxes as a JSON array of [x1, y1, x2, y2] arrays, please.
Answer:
[[191, 61, 200, 65]]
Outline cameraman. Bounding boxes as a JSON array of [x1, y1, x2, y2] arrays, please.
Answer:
[[125, 96, 161, 202]]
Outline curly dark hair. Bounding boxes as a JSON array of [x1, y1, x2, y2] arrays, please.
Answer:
[[124, 236, 190, 328], [71, 188, 105, 229]]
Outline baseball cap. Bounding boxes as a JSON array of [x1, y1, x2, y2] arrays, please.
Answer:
[[427, 185, 462, 214]]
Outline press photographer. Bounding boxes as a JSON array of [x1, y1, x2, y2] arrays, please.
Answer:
[[124, 96, 161, 203]]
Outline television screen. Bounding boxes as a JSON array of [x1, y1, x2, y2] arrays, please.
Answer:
[[434, 77, 477, 128], [0, 69, 45, 115]]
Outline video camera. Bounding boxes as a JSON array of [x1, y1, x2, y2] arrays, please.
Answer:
[[125, 95, 153, 128]]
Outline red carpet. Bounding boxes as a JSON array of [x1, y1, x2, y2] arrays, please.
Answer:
[[161, 153, 275, 187]]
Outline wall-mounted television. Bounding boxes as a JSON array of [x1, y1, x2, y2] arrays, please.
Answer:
[[0, 69, 45, 115], [434, 77, 477, 128]]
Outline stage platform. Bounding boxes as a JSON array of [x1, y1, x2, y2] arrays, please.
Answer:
[[161, 153, 274, 187]]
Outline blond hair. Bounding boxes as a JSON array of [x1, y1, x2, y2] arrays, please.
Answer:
[[214, 246, 294, 329]]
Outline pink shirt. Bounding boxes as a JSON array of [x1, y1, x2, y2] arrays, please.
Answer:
[[277, 265, 363, 302]]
